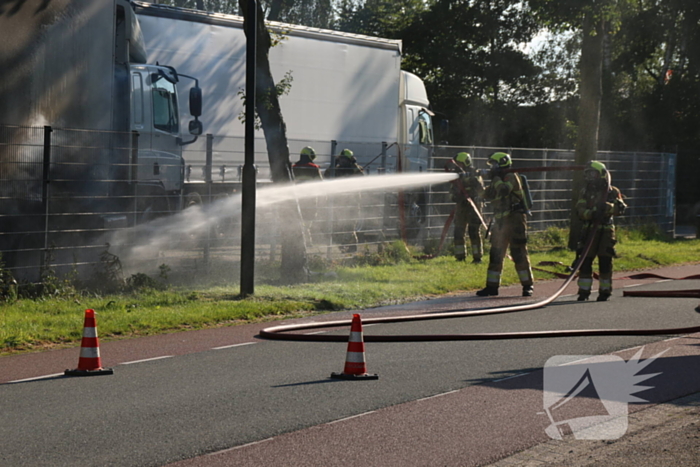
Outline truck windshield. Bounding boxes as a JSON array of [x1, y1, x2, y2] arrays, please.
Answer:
[[152, 79, 179, 134]]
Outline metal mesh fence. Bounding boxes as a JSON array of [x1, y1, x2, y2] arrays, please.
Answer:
[[0, 124, 676, 282]]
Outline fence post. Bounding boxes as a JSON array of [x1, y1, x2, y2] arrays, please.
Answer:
[[201, 134, 214, 270], [41, 125, 52, 272], [539, 148, 548, 232], [130, 131, 139, 230], [666, 154, 676, 234], [330, 140, 338, 178], [380, 141, 388, 172]]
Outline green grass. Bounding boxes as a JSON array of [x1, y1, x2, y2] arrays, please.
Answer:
[[1, 230, 698, 355]]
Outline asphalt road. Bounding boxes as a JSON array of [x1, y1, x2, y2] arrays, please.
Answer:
[[1, 264, 699, 466]]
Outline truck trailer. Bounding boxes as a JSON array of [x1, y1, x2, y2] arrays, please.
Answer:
[[132, 1, 435, 182], [0, 0, 436, 277]]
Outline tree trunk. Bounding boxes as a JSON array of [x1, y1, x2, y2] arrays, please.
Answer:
[[568, 12, 605, 250], [240, 0, 308, 284]]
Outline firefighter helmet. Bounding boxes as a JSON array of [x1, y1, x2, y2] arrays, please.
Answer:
[[340, 148, 354, 158], [300, 146, 316, 160], [488, 152, 512, 169], [454, 152, 472, 167], [584, 160, 607, 182]]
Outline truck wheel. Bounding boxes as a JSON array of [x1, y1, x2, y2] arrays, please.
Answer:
[[185, 192, 203, 208]]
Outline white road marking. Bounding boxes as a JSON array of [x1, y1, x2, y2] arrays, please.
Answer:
[[120, 355, 173, 365], [207, 437, 275, 455], [415, 389, 460, 401], [8, 373, 64, 383], [326, 411, 376, 425], [212, 342, 257, 350]]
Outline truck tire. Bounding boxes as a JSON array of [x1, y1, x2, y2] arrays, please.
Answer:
[[185, 192, 203, 208]]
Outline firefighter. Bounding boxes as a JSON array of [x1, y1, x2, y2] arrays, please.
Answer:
[[324, 149, 364, 251], [575, 160, 627, 301], [447, 152, 485, 263], [476, 152, 534, 297], [292, 146, 323, 243], [325, 148, 364, 178], [292, 146, 323, 181]]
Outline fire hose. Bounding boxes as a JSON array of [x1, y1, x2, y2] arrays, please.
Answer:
[[259, 221, 700, 342], [261, 164, 700, 342]]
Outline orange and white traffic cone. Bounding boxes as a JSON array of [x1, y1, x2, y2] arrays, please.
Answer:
[[331, 314, 378, 380], [65, 309, 114, 376]]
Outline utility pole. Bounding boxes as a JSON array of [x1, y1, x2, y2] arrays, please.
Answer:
[[240, 0, 256, 297]]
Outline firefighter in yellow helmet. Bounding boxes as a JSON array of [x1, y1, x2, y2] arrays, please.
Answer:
[[575, 160, 627, 301], [292, 146, 323, 244], [324, 149, 364, 251], [292, 146, 323, 181], [476, 152, 534, 297], [324, 148, 364, 178], [448, 152, 485, 263]]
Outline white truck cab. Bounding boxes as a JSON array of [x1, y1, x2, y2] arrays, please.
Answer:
[[130, 64, 202, 195]]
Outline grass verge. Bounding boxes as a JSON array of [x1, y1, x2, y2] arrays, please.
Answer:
[[1, 228, 698, 355]]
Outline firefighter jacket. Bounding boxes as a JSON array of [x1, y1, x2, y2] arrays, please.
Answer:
[[485, 171, 526, 220], [325, 158, 364, 178], [450, 170, 485, 207], [292, 160, 323, 182], [576, 185, 626, 229]]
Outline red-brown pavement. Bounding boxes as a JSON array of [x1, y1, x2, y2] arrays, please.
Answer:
[[2, 264, 699, 466]]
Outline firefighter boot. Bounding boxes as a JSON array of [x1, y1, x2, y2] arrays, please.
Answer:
[[522, 285, 534, 297], [476, 286, 499, 297], [597, 290, 612, 302], [577, 290, 590, 301]]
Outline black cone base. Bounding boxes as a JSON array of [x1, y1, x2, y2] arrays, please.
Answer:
[[331, 372, 378, 380], [64, 368, 114, 377]]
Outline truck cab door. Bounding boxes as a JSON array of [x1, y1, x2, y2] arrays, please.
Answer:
[[131, 71, 155, 184], [150, 75, 183, 193]]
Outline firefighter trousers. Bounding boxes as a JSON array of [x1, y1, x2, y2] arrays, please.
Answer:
[[453, 201, 483, 260], [577, 225, 617, 294], [485, 212, 533, 288]]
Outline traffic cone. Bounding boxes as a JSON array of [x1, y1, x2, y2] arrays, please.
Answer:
[[65, 309, 114, 376], [331, 314, 378, 380]]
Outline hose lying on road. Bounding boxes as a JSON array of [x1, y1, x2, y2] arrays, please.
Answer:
[[259, 224, 700, 343]]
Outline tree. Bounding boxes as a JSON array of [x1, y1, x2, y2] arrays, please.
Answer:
[[601, 0, 700, 211], [396, 0, 539, 145], [265, 0, 334, 27], [238, 0, 308, 285], [335, 0, 426, 38], [528, 0, 628, 248], [156, 0, 239, 13]]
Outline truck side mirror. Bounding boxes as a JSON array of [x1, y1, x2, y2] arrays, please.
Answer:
[[189, 118, 203, 136], [189, 86, 202, 117]]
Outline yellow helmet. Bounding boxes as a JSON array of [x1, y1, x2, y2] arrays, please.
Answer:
[[488, 152, 512, 169], [454, 152, 472, 167], [300, 146, 316, 160], [584, 160, 608, 183], [340, 148, 354, 158]]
